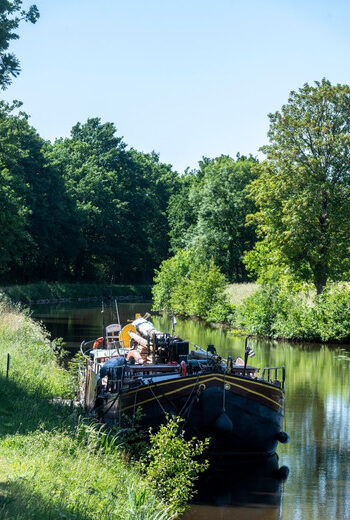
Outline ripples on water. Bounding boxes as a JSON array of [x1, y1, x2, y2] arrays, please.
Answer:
[[31, 301, 350, 520]]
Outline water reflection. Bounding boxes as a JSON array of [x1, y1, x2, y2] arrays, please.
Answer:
[[183, 455, 287, 520], [30, 303, 350, 520], [31, 301, 152, 349]]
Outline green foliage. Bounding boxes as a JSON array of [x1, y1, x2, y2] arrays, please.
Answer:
[[0, 295, 73, 399], [0, 108, 177, 284], [168, 171, 198, 252], [0, 1, 39, 89], [168, 154, 258, 282], [48, 118, 177, 283], [152, 248, 235, 323], [246, 79, 350, 293], [145, 416, 209, 514], [1, 428, 172, 520], [238, 282, 350, 342], [0, 101, 76, 282]]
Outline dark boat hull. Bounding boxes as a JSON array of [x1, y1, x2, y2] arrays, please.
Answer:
[[99, 371, 284, 456]]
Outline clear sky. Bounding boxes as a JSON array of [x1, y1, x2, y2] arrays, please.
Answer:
[[3, 0, 350, 172]]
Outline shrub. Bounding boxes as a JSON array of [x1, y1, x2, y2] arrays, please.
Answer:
[[152, 249, 233, 323], [237, 282, 350, 342], [145, 416, 209, 514]]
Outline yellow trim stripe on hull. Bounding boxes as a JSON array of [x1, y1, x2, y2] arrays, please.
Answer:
[[119, 374, 283, 413], [123, 371, 283, 397]]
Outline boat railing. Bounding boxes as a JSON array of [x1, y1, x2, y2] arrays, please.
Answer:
[[261, 366, 286, 390]]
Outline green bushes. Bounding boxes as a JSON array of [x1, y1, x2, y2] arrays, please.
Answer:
[[0, 296, 73, 400], [237, 282, 350, 342], [152, 249, 235, 323], [145, 417, 209, 514]]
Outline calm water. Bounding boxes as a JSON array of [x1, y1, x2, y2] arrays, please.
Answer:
[[31, 301, 350, 520]]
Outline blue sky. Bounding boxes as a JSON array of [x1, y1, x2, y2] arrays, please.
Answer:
[[3, 0, 350, 172]]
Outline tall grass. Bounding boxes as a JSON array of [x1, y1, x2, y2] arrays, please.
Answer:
[[225, 283, 258, 305], [0, 295, 172, 519]]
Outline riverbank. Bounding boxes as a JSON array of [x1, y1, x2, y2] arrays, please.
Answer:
[[153, 275, 350, 343], [0, 282, 152, 304], [0, 297, 171, 519], [235, 282, 350, 343]]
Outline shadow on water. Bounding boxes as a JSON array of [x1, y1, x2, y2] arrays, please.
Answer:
[[30, 301, 153, 350], [183, 455, 289, 520]]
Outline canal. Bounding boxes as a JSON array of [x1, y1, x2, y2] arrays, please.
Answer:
[[31, 301, 350, 520]]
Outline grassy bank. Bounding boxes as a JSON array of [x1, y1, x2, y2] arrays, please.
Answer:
[[0, 282, 152, 304], [236, 282, 350, 342], [228, 281, 350, 342], [153, 269, 350, 343], [0, 297, 171, 519], [225, 283, 258, 306]]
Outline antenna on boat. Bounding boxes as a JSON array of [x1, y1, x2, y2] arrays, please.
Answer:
[[115, 298, 121, 329], [243, 335, 255, 376], [171, 312, 177, 335], [101, 299, 106, 344]]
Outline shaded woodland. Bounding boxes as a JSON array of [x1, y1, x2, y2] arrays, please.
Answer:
[[0, 102, 257, 284]]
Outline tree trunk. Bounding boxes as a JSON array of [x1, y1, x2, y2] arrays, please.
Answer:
[[315, 280, 326, 295]]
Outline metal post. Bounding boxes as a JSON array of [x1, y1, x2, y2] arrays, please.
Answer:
[[6, 353, 10, 378], [243, 335, 254, 376]]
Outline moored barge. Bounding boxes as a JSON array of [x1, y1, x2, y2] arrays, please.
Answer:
[[81, 315, 289, 455]]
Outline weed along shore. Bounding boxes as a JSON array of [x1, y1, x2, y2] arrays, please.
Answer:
[[0, 296, 206, 519]]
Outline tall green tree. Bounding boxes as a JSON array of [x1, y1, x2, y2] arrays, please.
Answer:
[[50, 118, 178, 283], [50, 118, 129, 281], [0, 1, 39, 88], [168, 155, 257, 282], [245, 79, 350, 293], [129, 149, 178, 280], [168, 171, 198, 252], [0, 102, 29, 276], [0, 101, 74, 281]]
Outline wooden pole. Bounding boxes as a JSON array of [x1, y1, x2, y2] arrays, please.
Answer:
[[6, 353, 10, 378]]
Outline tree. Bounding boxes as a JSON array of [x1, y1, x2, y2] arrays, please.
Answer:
[[50, 118, 178, 283], [167, 171, 198, 252], [152, 248, 232, 323], [0, 1, 39, 89], [246, 79, 350, 294], [129, 149, 178, 280], [168, 155, 257, 282], [50, 118, 129, 281], [0, 101, 76, 282]]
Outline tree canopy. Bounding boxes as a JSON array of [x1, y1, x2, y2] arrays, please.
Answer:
[[245, 79, 350, 293], [0, 1, 39, 89], [168, 155, 257, 282]]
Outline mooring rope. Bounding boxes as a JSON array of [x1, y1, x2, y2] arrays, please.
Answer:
[[178, 372, 201, 416], [132, 389, 138, 427], [148, 383, 167, 415]]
